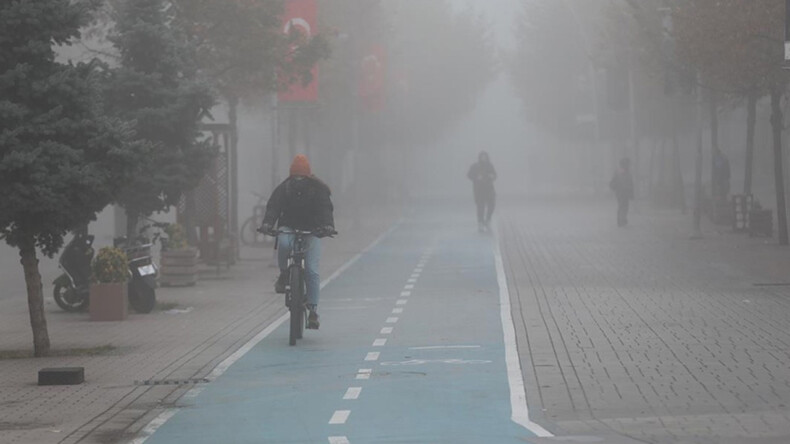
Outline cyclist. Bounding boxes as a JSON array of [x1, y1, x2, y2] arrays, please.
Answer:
[[260, 154, 335, 329]]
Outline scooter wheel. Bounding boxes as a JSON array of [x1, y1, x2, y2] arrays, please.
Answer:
[[53, 281, 88, 312], [128, 280, 156, 314]]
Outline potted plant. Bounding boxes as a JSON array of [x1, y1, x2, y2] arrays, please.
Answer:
[[89, 247, 129, 321], [159, 223, 199, 286]]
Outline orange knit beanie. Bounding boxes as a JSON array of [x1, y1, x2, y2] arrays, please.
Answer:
[[289, 154, 311, 177]]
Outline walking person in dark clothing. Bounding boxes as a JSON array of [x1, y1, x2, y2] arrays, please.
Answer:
[[610, 157, 634, 227], [468, 151, 497, 232]]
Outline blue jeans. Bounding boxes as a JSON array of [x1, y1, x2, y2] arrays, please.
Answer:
[[277, 228, 321, 307]]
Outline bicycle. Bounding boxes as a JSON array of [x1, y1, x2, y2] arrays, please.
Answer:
[[240, 192, 270, 247], [266, 228, 336, 346]]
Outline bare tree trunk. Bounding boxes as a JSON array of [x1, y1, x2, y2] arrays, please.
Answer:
[[20, 239, 50, 357], [672, 133, 686, 214], [771, 87, 788, 245], [744, 91, 758, 195], [693, 90, 704, 237], [227, 95, 239, 251], [709, 90, 720, 196]]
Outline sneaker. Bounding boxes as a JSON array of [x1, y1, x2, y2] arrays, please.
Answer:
[[275, 272, 287, 294], [307, 310, 320, 330]]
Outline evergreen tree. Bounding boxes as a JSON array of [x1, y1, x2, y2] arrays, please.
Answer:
[[106, 0, 215, 235], [0, 0, 134, 356]]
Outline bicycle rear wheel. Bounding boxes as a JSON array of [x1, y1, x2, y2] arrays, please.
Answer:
[[288, 266, 304, 346]]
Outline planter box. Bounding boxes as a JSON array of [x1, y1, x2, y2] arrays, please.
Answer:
[[160, 248, 199, 287], [89, 283, 127, 321]]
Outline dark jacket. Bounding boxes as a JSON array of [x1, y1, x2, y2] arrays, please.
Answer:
[[262, 176, 334, 231], [610, 169, 634, 201], [468, 161, 497, 194]]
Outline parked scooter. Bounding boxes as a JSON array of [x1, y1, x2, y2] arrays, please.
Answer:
[[113, 235, 159, 314], [53, 228, 161, 314], [53, 230, 94, 312]]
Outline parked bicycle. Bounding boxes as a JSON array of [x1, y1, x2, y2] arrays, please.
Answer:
[[265, 228, 336, 346], [240, 192, 270, 247]]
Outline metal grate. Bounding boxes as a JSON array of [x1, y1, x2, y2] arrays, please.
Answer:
[[134, 378, 210, 386]]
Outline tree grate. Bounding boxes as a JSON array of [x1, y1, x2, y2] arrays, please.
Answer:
[[135, 378, 210, 386]]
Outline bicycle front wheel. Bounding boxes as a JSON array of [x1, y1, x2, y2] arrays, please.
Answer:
[[288, 266, 304, 346]]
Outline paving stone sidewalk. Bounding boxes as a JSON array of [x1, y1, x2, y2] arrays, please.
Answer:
[[0, 208, 399, 444], [500, 199, 790, 444]]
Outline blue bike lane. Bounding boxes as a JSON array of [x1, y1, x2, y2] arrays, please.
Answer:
[[139, 216, 547, 443]]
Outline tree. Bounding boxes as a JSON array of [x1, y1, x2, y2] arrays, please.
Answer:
[[106, 0, 216, 236], [673, 0, 789, 244], [171, 0, 329, 144], [0, 0, 133, 356]]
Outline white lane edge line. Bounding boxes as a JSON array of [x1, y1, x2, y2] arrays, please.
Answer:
[[409, 345, 481, 350], [364, 352, 380, 361], [130, 219, 404, 444], [494, 226, 554, 437], [373, 338, 387, 347], [343, 387, 363, 400], [328, 437, 350, 444], [329, 410, 351, 425]]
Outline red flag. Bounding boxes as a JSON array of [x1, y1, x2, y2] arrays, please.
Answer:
[[279, 0, 318, 103], [359, 44, 386, 111]]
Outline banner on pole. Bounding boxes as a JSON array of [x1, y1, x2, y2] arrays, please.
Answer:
[[279, 0, 318, 103]]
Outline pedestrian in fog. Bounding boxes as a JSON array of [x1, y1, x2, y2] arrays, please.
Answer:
[[468, 151, 497, 232], [610, 157, 634, 227]]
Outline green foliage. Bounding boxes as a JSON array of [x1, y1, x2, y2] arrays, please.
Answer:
[[92, 247, 129, 284], [171, 0, 330, 103], [0, 0, 134, 257], [164, 223, 188, 249], [672, 0, 786, 94], [105, 0, 216, 224]]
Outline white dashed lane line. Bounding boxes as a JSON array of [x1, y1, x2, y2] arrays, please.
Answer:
[[327, 251, 434, 444], [329, 410, 350, 425], [343, 387, 362, 400]]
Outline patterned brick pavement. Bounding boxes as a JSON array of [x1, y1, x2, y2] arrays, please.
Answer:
[[0, 209, 398, 444], [500, 199, 790, 444]]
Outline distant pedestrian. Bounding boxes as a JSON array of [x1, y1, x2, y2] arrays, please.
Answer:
[[610, 157, 634, 227], [468, 151, 497, 232]]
